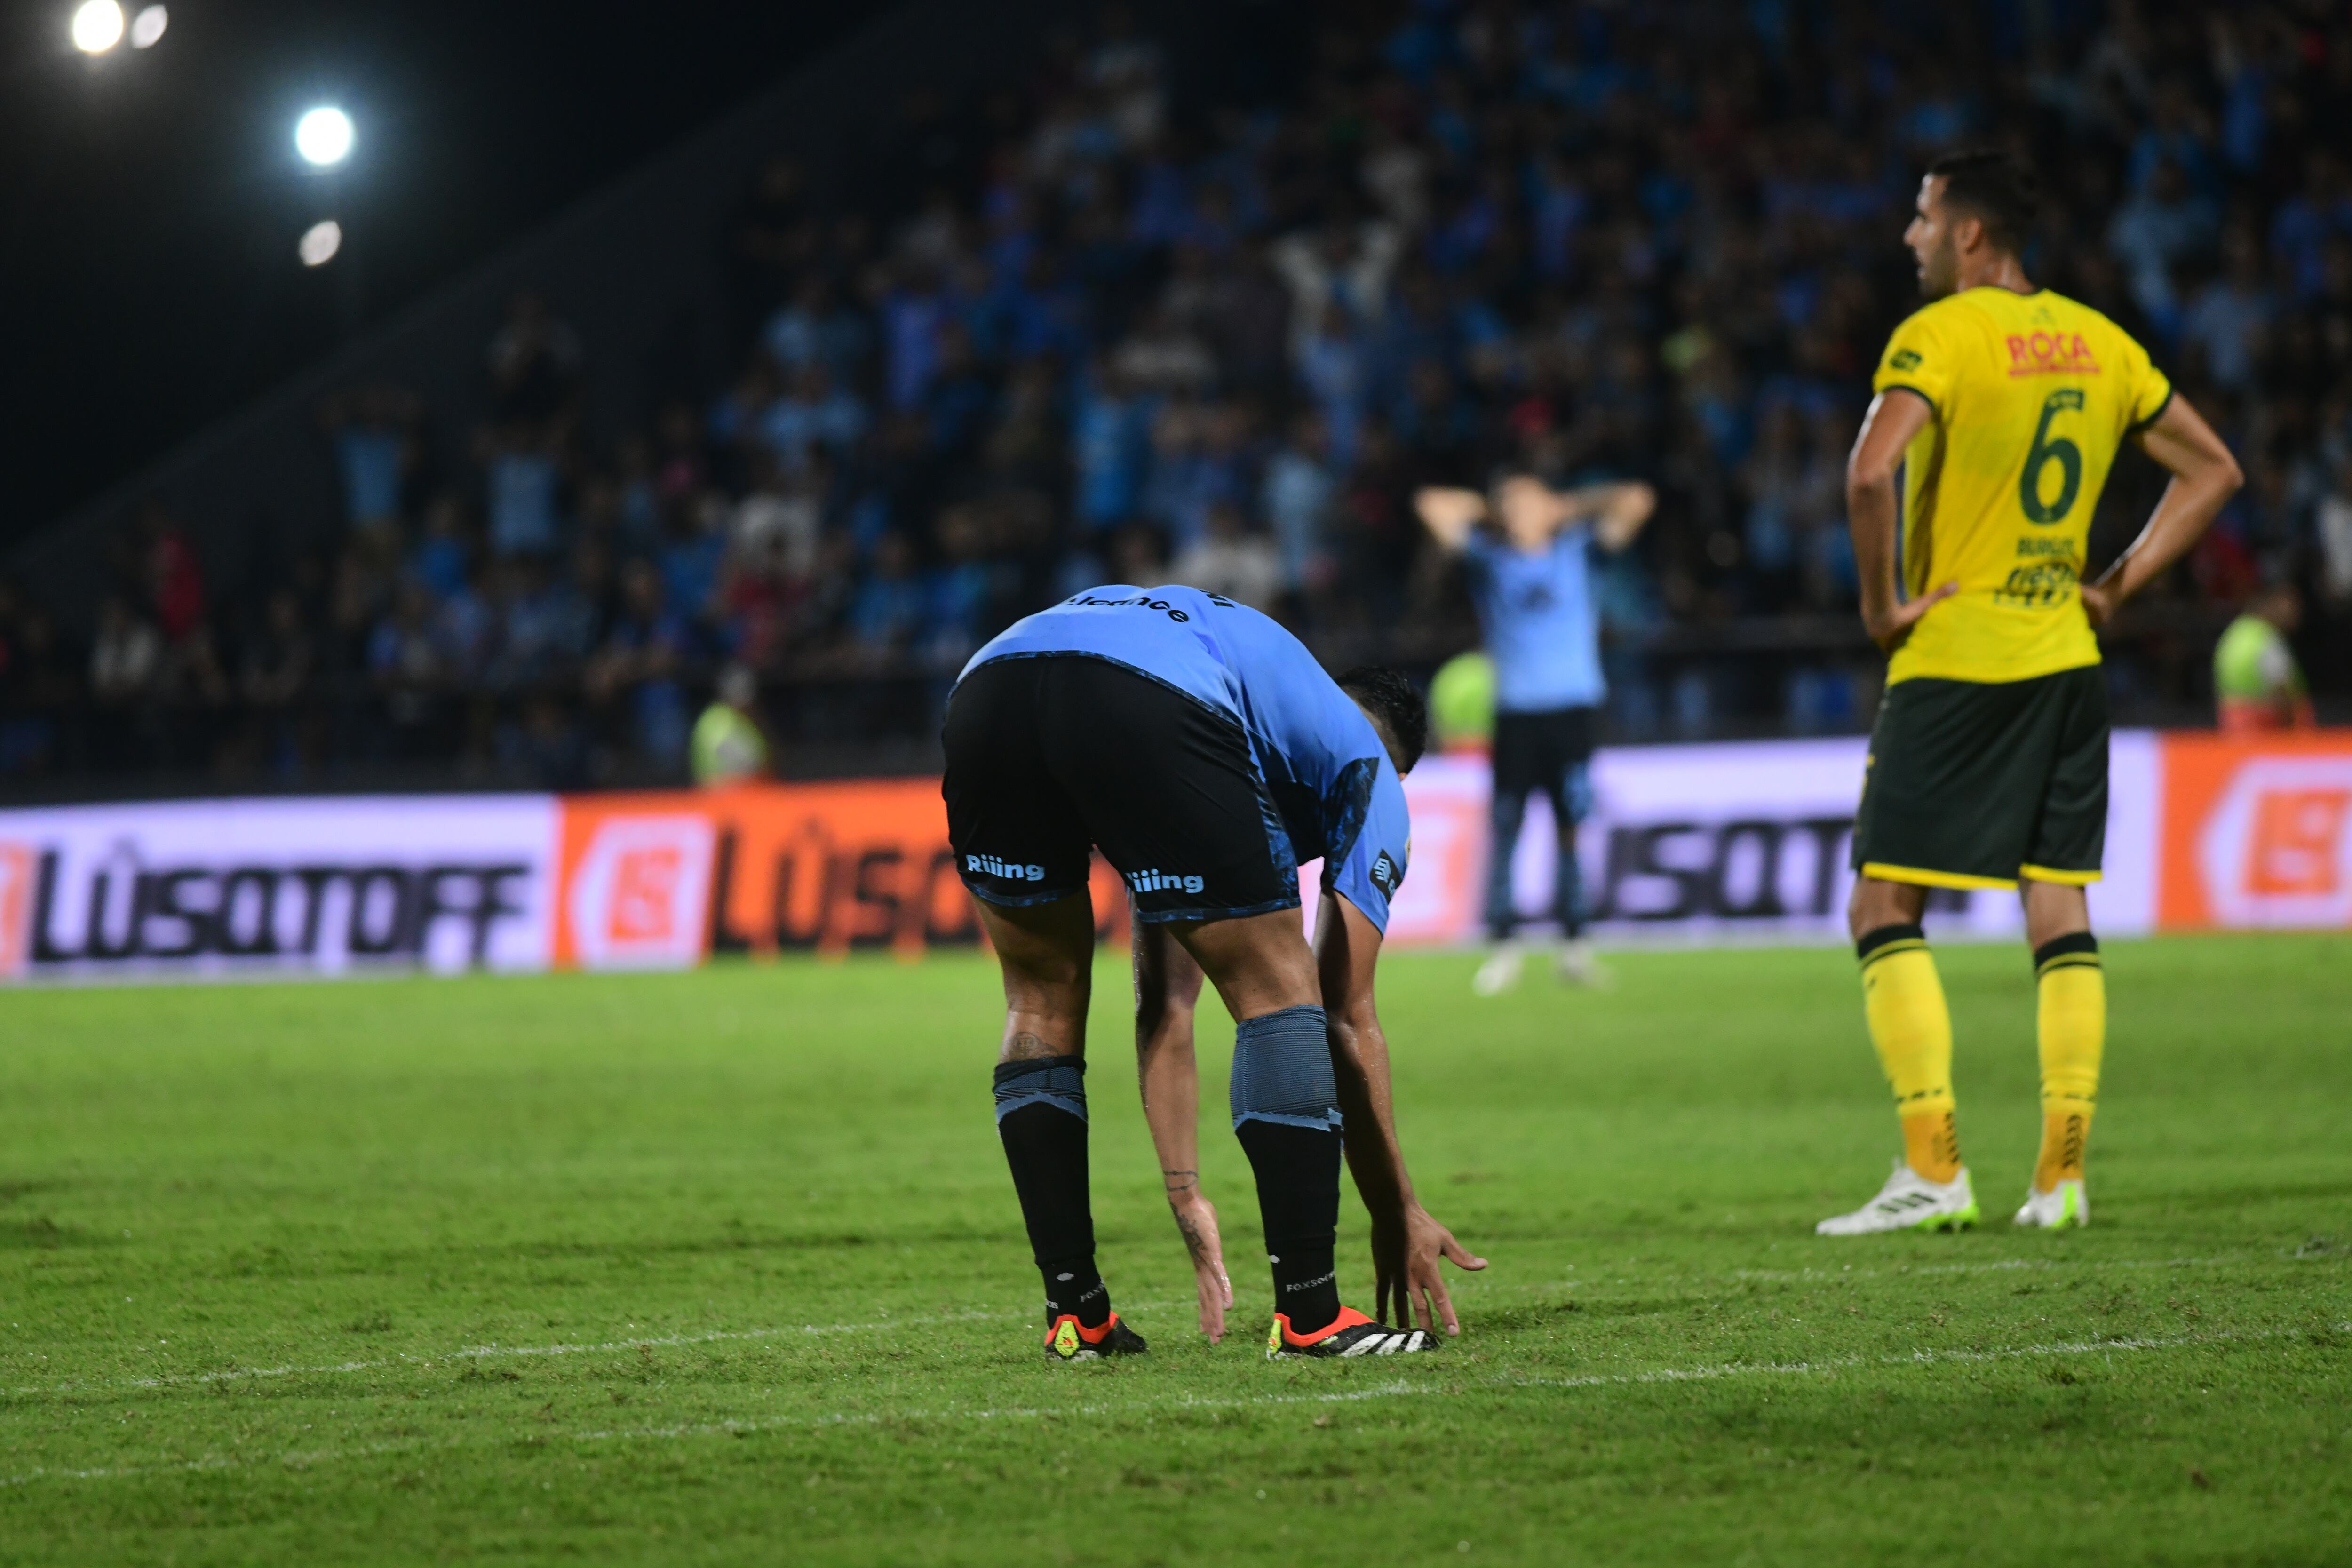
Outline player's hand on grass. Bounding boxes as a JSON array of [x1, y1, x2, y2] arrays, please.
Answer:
[[1863, 581, 1958, 651], [1373, 1202, 1488, 1336], [1167, 1189, 1234, 1343]]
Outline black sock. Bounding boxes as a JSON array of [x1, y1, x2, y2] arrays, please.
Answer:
[[1235, 1120, 1343, 1335], [994, 1058, 1109, 1329]]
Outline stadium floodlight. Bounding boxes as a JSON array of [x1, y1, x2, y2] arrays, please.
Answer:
[[298, 219, 343, 267], [128, 4, 166, 48], [71, 0, 125, 53], [294, 106, 354, 167]]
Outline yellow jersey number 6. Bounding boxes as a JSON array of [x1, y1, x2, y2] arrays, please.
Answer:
[[2019, 388, 2085, 525]]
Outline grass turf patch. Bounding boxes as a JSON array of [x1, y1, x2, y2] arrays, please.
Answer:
[[1, 934, 2347, 1565]]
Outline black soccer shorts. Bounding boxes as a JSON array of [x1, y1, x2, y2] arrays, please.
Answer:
[[1851, 664, 2109, 889], [940, 653, 1301, 924]]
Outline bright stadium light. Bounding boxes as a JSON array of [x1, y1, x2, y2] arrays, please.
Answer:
[[128, 4, 166, 48], [294, 106, 354, 168], [298, 219, 343, 267], [71, 0, 125, 53]]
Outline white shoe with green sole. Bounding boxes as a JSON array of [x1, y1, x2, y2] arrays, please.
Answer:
[[2013, 1179, 2088, 1229], [1815, 1161, 1979, 1236]]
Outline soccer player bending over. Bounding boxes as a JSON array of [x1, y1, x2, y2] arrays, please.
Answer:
[[1412, 472, 1655, 994], [1821, 149, 2241, 1235], [942, 584, 1485, 1359]]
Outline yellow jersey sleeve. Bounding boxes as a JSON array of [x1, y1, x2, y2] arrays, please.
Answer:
[[2118, 329, 2175, 432], [1871, 307, 1957, 415]]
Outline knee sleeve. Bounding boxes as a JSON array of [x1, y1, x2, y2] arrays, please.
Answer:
[[993, 1055, 1087, 1123], [1229, 1005, 1340, 1132]]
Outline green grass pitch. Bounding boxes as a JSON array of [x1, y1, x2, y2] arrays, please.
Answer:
[[2, 935, 2347, 1565]]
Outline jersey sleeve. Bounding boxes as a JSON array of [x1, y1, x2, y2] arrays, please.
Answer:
[[1871, 308, 1955, 417], [2117, 328, 2175, 432], [1323, 759, 1412, 934]]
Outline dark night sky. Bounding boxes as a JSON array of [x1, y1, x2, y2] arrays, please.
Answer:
[[0, 0, 865, 546]]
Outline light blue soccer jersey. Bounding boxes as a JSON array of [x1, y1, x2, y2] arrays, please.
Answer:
[[1462, 526, 1605, 711], [960, 586, 1413, 932]]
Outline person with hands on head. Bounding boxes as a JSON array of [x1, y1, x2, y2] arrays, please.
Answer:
[[1413, 472, 1655, 996], [1823, 147, 2241, 1241]]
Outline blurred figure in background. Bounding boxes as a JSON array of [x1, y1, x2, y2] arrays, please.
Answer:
[[691, 663, 772, 785], [1427, 650, 1496, 758], [1416, 473, 1656, 994], [2214, 581, 2314, 732]]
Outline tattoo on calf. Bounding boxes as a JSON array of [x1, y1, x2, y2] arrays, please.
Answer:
[[1001, 1030, 1057, 1062]]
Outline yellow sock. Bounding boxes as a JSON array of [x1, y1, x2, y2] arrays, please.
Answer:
[[1901, 1110, 1963, 1185], [2033, 934, 2105, 1191], [1857, 923, 1962, 1183]]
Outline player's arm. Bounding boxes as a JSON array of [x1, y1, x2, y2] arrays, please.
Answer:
[[1563, 480, 1658, 552], [1131, 918, 1234, 1343], [1412, 486, 1487, 553], [1845, 390, 1957, 650], [2081, 396, 2245, 628], [1316, 890, 1488, 1335]]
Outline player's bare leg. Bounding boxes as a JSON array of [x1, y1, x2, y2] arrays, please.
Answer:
[[2018, 878, 2100, 1228], [976, 892, 1146, 1360], [1168, 908, 1435, 1357], [1818, 875, 1979, 1235]]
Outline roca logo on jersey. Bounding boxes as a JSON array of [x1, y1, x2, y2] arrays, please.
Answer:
[[966, 853, 1045, 882], [2004, 331, 2101, 377]]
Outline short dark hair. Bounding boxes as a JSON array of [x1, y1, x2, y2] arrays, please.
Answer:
[[1926, 147, 2039, 255], [1337, 665, 1429, 773]]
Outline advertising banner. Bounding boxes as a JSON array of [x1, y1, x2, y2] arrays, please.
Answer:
[[1395, 734, 2160, 945], [2157, 731, 2352, 930], [6, 727, 2337, 984], [0, 796, 558, 982], [552, 781, 1131, 970]]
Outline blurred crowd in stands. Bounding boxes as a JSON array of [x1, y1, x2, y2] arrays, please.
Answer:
[[4, 0, 2350, 790]]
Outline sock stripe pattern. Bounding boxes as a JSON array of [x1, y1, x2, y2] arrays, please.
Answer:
[[2034, 930, 2103, 977], [993, 1055, 1087, 1123], [1854, 922, 1955, 1122], [1855, 921, 1927, 968], [2034, 934, 2104, 1116], [1229, 1005, 1341, 1132]]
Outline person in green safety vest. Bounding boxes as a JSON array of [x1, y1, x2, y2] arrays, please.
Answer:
[[691, 664, 772, 785], [2213, 582, 2314, 733], [1428, 650, 1497, 755]]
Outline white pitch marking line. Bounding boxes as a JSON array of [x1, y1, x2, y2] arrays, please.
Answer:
[[8, 1323, 2341, 1491], [0, 1259, 2257, 1401], [7, 1310, 1030, 1400]]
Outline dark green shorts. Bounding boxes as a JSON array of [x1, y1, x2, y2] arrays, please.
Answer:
[[1851, 664, 2109, 890]]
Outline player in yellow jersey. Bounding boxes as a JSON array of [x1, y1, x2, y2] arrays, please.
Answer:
[[1817, 149, 2243, 1236]]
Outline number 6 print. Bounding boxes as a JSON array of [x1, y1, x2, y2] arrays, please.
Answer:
[[2019, 388, 2086, 524]]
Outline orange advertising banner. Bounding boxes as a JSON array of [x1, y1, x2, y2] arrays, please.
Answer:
[[2157, 731, 2352, 931], [554, 782, 1129, 969]]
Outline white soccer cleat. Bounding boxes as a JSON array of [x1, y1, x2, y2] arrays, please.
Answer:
[[1815, 1160, 1980, 1236], [1472, 943, 1525, 996], [1555, 938, 1613, 989], [2013, 1179, 2088, 1229]]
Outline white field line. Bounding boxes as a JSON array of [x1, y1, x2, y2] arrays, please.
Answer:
[[1, 1253, 2271, 1400], [5, 1297, 1198, 1401], [7, 1322, 2343, 1492], [7, 1310, 1029, 1400], [1428, 1254, 2236, 1300]]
